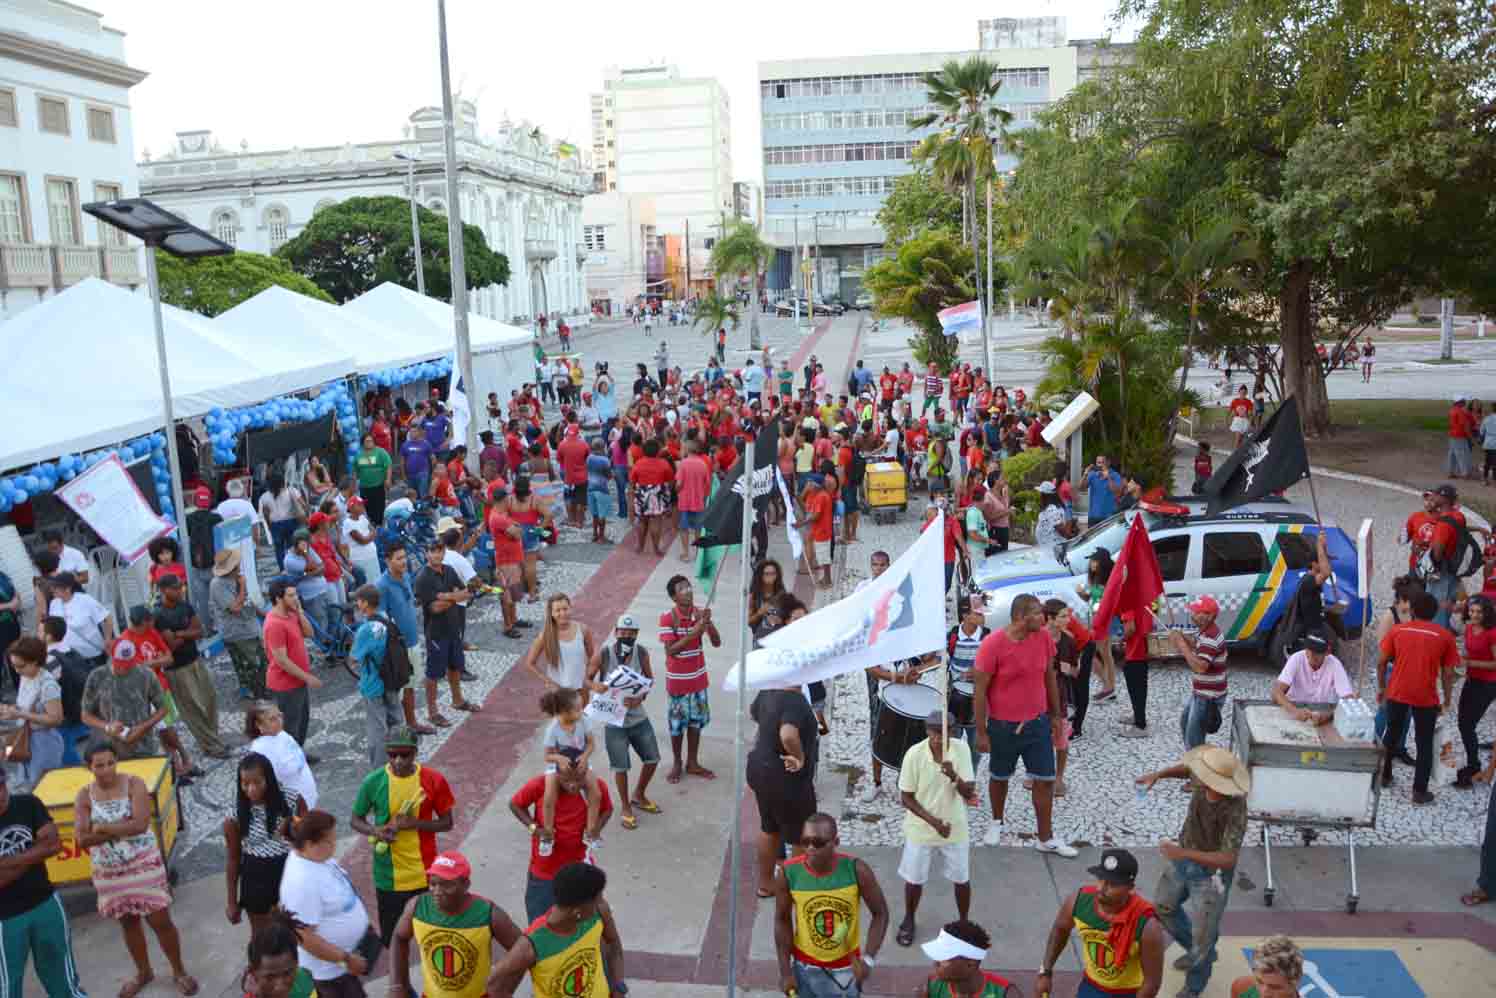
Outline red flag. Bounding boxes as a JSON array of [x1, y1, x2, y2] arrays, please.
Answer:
[[1092, 514, 1164, 637]]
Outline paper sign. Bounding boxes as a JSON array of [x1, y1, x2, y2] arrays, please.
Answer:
[[215, 515, 253, 552], [584, 665, 653, 728], [585, 693, 628, 727], [55, 455, 172, 563], [1356, 518, 1373, 599]]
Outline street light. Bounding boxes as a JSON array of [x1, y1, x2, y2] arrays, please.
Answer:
[[392, 150, 427, 295], [82, 197, 233, 528]]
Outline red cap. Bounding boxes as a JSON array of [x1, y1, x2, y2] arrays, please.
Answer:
[[1186, 595, 1220, 616], [193, 486, 213, 509], [426, 851, 471, 880], [307, 512, 330, 532]]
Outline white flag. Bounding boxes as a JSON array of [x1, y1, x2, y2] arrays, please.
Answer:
[[724, 511, 947, 691], [777, 469, 803, 563], [448, 349, 470, 454]]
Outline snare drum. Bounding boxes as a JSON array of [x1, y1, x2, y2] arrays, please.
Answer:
[[948, 681, 976, 728], [873, 683, 941, 769]]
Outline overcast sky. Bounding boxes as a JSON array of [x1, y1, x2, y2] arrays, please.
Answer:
[[90, 0, 1128, 184]]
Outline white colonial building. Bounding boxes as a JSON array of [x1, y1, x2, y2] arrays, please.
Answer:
[[0, 0, 146, 320], [138, 101, 590, 322]]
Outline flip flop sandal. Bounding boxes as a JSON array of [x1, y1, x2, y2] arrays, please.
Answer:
[[118, 973, 153, 998], [430, 715, 453, 728], [1462, 889, 1491, 906], [454, 701, 481, 712], [174, 975, 200, 997], [896, 923, 916, 947], [504, 627, 523, 639], [632, 798, 662, 814], [620, 814, 639, 830]]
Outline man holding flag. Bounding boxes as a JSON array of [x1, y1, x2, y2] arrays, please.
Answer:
[[1091, 515, 1165, 739]]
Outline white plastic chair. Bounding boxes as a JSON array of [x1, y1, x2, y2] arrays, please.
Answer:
[[89, 545, 121, 621]]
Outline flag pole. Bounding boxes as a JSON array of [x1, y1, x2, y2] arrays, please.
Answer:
[[726, 427, 759, 998]]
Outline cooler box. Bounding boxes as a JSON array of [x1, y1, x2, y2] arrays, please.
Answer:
[[34, 756, 180, 886], [866, 462, 907, 523]]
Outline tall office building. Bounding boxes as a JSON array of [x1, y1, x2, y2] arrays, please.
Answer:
[[590, 64, 732, 294], [757, 17, 1129, 302]]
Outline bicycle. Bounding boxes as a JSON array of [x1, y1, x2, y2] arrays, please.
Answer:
[[379, 499, 439, 567]]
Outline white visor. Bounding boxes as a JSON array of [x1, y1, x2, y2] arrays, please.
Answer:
[[921, 929, 987, 963]]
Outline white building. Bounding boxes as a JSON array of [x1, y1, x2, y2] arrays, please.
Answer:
[[591, 63, 733, 256], [138, 102, 591, 323], [733, 181, 760, 224], [581, 191, 657, 317], [0, 0, 146, 320]]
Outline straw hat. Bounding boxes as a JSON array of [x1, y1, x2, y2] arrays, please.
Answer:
[[1183, 746, 1251, 797], [212, 547, 242, 577]]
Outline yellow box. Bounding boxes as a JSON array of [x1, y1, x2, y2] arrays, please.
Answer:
[[866, 461, 906, 509], [34, 756, 179, 886]]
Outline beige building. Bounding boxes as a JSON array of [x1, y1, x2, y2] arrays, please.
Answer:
[[581, 190, 659, 315]]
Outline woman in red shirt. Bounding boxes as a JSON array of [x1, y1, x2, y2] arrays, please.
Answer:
[[629, 438, 675, 556], [1457, 594, 1496, 786]]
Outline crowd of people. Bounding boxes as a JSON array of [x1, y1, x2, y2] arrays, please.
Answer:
[[2, 320, 1494, 998]]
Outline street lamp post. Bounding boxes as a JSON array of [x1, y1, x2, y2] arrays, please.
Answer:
[[436, 0, 480, 465], [393, 151, 427, 295], [82, 198, 234, 531]]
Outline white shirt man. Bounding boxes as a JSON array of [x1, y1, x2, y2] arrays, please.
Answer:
[[217, 479, 266, 605], [47, 575, 113, 660]]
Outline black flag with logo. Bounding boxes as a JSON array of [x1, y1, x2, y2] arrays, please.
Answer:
[[697, 419, 780, 548], [1201, 395, 1311, 515]]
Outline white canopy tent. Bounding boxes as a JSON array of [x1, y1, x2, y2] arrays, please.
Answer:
[[215, 285, 433, 374], [1, 279, 350, 472]]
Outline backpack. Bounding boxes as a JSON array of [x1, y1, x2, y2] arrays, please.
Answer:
[[52, 649, 93, 726], [374, 615, 413, 692], [1437, 515, 1483, 578]]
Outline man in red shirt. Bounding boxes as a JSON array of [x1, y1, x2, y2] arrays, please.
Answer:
[[1119, 606, 1154, 737], [878, 366, 898, 413], [1448, 396, 1475, 480], [556, 422, 591, 528], [1377, 591, 1459, 803], [261, 578, 323, 753], [800, 472, 836, 588], [508, 760, 614, 921], [660, 574, 721, 784], [1404, 484, 1466, 625], [922, 498, 969, 594], [674, 439, 712, 560], [971, 593, 1076, 856]]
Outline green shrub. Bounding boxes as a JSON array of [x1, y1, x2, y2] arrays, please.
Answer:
[[1000, 448, 1062, 491], [1010, 489, 1041, 543]]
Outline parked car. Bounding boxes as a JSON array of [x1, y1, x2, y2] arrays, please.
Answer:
[[854, 292, 874, 310], [971, 497, 1367, 663]]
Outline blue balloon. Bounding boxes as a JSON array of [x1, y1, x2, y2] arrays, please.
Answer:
[[12, 489, 27, 503], [21, 475, 38, 491]]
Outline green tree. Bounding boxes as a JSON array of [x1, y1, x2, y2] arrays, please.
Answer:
[[862, 230, 974, 372], [154, 250, 332, 317], [691, 291, 740, 340], [275, 196, 509, 304], [877, 169, 961, 248], [708, 220, 771, 350]]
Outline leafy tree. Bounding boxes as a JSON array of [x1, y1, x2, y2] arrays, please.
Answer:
[[275, 196, 509, 304], [910, 57, 1013, 254], [154, 250, 332, 317], [878, 170, 962, 249], [708, 220, 771, 349], [862, 230, 974, 372], [691, 292, 739, 339]]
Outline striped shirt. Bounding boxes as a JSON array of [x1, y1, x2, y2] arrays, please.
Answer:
[[924, 374, 943, 399], [660, 606, 709, 696], [1190, 623, 1228, 698], [242, 787, 301, 859]]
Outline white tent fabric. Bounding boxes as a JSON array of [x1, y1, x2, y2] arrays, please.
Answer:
[[1, 279, 349, 472], [216, 285, 430, 374], [343, 282, 533, 355]]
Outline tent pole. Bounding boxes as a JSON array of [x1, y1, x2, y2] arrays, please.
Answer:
[[726, 426, 759, 997]]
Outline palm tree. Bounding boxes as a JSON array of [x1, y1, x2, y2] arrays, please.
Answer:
[[1078, 310, 1153, 463], [1156, 218, 1257, 441], [691, 291, 740, 344], [910, 57, 1013, 259], [709, 220, 772, 350]]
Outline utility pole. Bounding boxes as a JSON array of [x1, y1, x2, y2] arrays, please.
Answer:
[[812, 211, 821, 300], [985, 178, 994, 378], [394, 151, 426, 295], [792, 206, 800, 326], [685, 218, 691, 301], [436, 0, 479, 465]]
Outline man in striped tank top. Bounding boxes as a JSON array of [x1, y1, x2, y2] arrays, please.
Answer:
[[486, 862, 625, 998], [923, 363, 944, 415], [660, 575, 721, 785], [1170, 597, 1228, 749]]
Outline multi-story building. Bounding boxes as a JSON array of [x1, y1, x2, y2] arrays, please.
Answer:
[[733, 181, 759, 224], [138, 102, 592, 323], [590, 63, 733, 285], [0, 0, 146, 320], [756, 17, 1130, 302], [581, 191, 660, 316]]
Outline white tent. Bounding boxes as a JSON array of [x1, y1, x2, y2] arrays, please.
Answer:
[[0, 279, 351, 472], [216, 285, 433, 374], [343, 282, 536, 403]]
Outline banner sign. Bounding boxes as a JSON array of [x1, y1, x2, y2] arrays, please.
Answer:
[[55, 455, 172, 564]]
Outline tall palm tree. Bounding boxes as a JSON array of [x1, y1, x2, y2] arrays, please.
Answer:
[[910, 58, 1014, 260], [691, 291, 740, 342], [709, 220, 772, 350]]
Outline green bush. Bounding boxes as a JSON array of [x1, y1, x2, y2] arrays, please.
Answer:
[[1000, 448, 1062, 490], [1010, 489, 1041, 543]]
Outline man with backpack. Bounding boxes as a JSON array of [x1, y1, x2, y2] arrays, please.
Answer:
[[350, 584, 414, 767], [1404, 484, 1482, 627]]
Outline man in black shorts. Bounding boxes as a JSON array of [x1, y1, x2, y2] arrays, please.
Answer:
[[413, 537, 481, 728], [747, 681, 819, 898]]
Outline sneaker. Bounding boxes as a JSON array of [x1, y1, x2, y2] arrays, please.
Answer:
[[860, 782, 880, 804], [1119, 725, 1149, 738], [1035, 838, 1078, 858], [1411, 790, 1436, 806], [982, 821, 1004, 847]]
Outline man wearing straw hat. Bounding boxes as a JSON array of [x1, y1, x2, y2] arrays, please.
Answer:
[[209, 547, 267, 699], [1134, 746, 1250, 998]]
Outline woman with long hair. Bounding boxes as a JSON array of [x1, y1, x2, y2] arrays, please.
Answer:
[[1, 636, 64, 789], [259, 474, 308, 567], [748, 560, 789, 643], [1080, 550, 1119, 701], [1457, 594, 1496, 786], [224, 752, 306, 940], [280, 810, 375, 996], [496, 476, 552, 602], [245, 701, 319, 810], [76, 740, 198, 998], [521, 594, 597, 696]]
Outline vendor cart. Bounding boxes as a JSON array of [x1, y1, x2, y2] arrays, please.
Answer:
[[34, 756, 181, 889], [1231, 700, 1381, 913], [865, 461, 907, 524]]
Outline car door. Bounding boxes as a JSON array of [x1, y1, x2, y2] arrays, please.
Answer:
[[1149, 530, 1196, 627], [1196, 527, 1274, 638]]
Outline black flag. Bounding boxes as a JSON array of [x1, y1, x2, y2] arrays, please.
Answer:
[[1201, 396, 1311, 515], [697, 419, 780, 548]]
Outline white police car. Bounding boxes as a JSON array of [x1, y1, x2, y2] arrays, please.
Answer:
[[971, 497, 1367, 660]]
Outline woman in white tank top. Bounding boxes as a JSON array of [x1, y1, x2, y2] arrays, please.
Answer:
[[521, 593, 596, 693]]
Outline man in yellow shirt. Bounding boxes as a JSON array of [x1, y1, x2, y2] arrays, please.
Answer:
[[895, 711, 976, 948]]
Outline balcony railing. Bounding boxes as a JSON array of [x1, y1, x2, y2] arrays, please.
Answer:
[[0, 243, 143, 292], [525, 238, 557, 261]]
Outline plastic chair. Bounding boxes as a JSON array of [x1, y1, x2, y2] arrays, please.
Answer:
[[88, 545, 120, 619], [116, 554, 151, 619]]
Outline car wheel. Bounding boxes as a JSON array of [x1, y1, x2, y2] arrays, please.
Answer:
[[1266, 619, 1293, 667]]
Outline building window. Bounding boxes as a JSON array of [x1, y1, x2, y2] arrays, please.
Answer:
[[37, 96, 68, 135], [212, 208, 238, 247], [583, 224, 607, 251], [86, 106, 116, 143], [93, 183, 127, 246], [0, 174, 27, 242], [264, 206, 288, 249], [0, 89, 16, 128], [46, 178, 79, 244]]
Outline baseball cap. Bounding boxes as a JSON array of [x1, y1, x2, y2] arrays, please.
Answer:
[[307, 512, 330, 532], [615, 613, 639, 631], [1186, 595, 1220, 616], [193, 486, 213, 509], [386, 726, 419, 750], [1087, 848, 1139, 885], [1425, 484, 1458, 501], [347, 495, 366, 509], [292, 527, 311, 542], [436, 516, 463, 535], [1036, 481, 1057, 494], [426, 851, 471, 881]]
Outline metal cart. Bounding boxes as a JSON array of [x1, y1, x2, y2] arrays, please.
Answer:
[[35, 756, 182, 890], [1230, 699, 1382, 913]]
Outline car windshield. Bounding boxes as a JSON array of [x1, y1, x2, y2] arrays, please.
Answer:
[[1058, 509, 1161, 574]]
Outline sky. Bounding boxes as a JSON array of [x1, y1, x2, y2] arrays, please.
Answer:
[[89, 0, 1129, 185]]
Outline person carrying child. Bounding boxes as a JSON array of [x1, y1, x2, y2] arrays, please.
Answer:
[[537, 688, 603, 858]]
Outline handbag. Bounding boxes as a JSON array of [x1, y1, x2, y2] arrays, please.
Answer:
[[3, 721, 32, 764], [352, 926, 383, 971]]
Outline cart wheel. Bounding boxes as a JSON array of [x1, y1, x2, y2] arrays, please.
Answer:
[[1263, 888, 1275, 908], [1346, 895, 1358, 914]]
